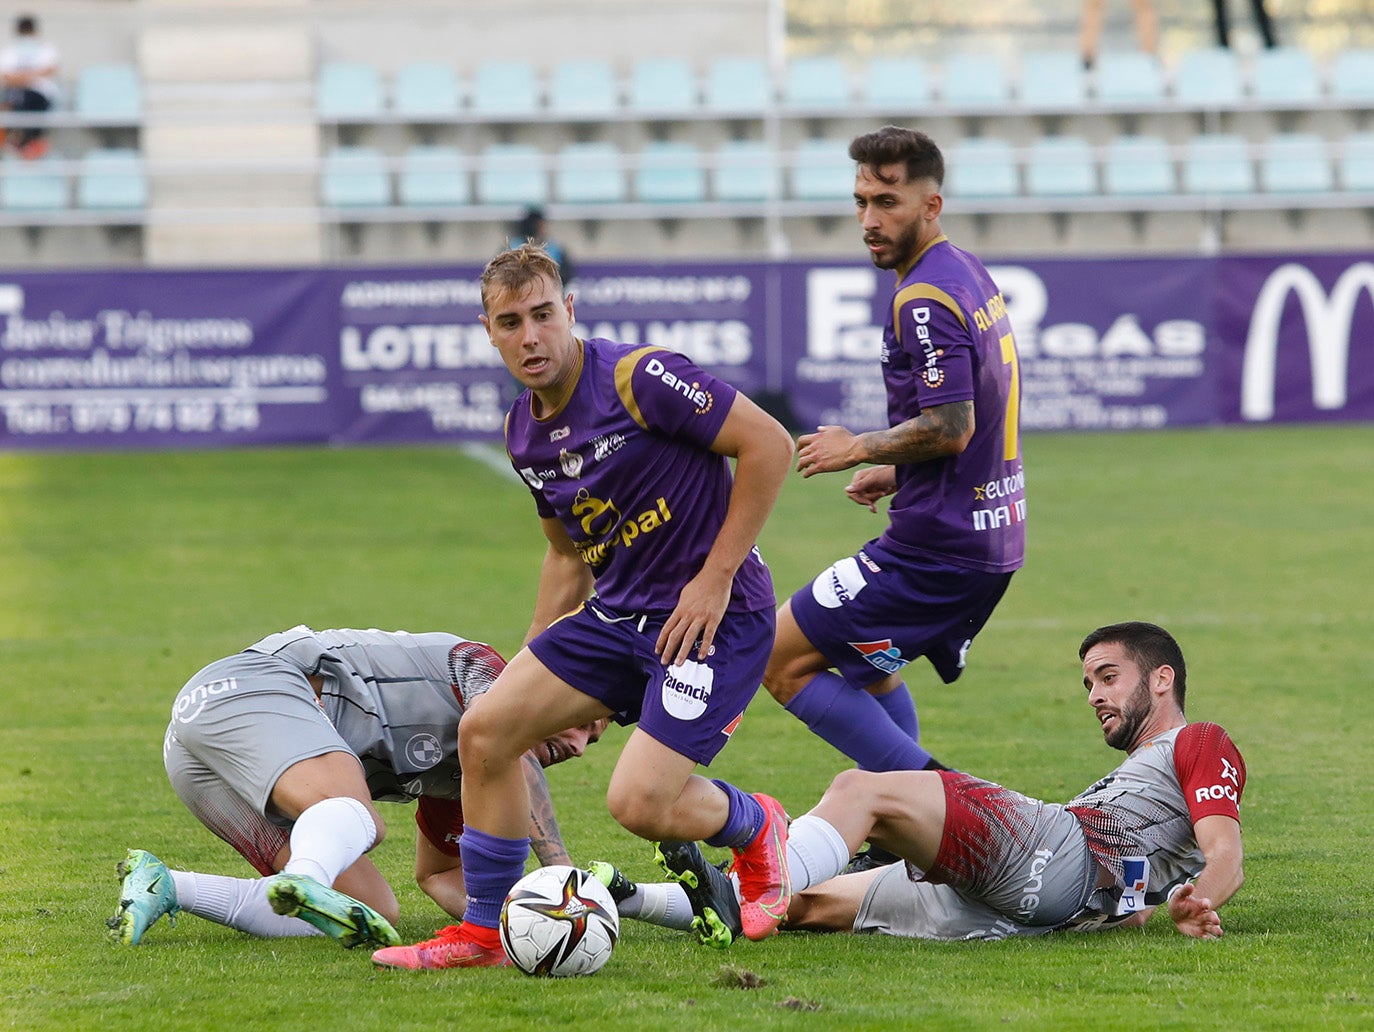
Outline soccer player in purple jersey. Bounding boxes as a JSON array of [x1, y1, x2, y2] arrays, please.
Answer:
[[373, 244, 796, 969], [763, 127, 1027, 867]]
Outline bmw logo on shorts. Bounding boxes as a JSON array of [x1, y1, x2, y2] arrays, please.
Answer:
[[405, 732, 444, 770]]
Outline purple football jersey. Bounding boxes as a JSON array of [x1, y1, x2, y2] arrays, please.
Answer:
[[504, 338, 775, 614], [878, 236, 1026, 573]]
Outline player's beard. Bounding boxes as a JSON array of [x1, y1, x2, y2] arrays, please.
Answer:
[[866, 221, 922, 270], [1104, 675, 1153, 750]]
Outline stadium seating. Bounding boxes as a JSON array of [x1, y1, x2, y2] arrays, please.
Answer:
[[554, 142, 627, 204], [548, 59, 620, 118], [1025, 135, 1097, 197], [471, 61, 542, 118], [1017, 49, 1088, 109], [634, 141, 706, 203], [321, 146, 390, 207], [945, 137, 1019, 199], [704, 56, 773, 114], [862, 55, 932, 109], [76, 148, 148, 210], [73, 63, 143, 124], [789, 138, 854, 201], [939, 53, 1011, 107], [397, 145, 469, 207], [1102, 135, 1176, 196], [628, 57, 699, 115], [783, 56, 851, 111], [477, 143, 547, 205], [316, 62, 386, 122], [392, 62, 462, 120], [713, 140, 779, 202], [1250, 47, 1322, 106], [1093, 50, 1165, 105], [1183, 134, 1255, 194], [1337, 133, 1374, 192], [1173, 47, 1244, 107], [1331, 48, 1374, 104], [1259, 132, 1333, 194], [1, 156, 67, 211]]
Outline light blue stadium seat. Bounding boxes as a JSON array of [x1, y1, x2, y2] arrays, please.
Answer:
[[1183, 134, 1255, 194], [628, 57, 698, 115], [863, 56, 931, 110], [555, 142, 626, 204], [1339, 133, 1374, 192], [548, 59, 620, 117], [713, 140, 779, 202], [789, 138, 854, 201], [1250, 47, 1321, 105], [1025, 136, 1097, 197], [74, 63, 143, 122], [1018, 50, 1087, 108], [634, 141, 706, 203], [321, 146, 390, 207], [316, 62, 385, 121], [704, 56, 773, 114], [392, 62, 461, 120], [477, 143, 547, 205], [939, 54, 1010, 107], [471, 61, 541, 118], [1331, 49, 1374, 104], [397, 145, 468, 207], [784, 56, 851, 110], [1103, 135, 1175, 196], [1, 157, 67, 211], [1094, 51, 1165, 105], [1174, 47, 1244, 107], [1259, 133, 1333, 193], [945, 138, 1019, 199], [77, 148, 148, 209]]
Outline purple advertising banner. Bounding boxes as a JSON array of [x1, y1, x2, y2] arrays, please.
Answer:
[[1, 252, 1370, 451]]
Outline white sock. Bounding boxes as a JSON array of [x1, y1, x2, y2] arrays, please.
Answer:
[[616, 882, 696, 930], [280, 797, 377, 886], [783, 814, 851, 893], [169, 870, 324, 938]]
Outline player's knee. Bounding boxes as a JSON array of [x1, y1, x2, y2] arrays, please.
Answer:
[[457, 704, 523, 768], [823, 768, 884, 813], [605, 782, 669, 839]]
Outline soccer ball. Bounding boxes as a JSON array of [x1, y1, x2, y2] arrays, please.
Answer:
[[499, 865, 619, 977]]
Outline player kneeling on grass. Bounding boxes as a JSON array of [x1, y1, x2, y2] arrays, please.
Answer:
[[594, 623, 1245, 943], [109, 626, 604, 949]]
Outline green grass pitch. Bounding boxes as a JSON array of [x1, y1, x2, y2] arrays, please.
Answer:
[[1, 425, 1371, 1031]]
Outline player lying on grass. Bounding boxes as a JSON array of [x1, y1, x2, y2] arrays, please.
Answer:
[[593, 622, 1245, 944], [109, 626, 604, 949]]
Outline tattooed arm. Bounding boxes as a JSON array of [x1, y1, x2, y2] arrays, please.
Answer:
[[522, 751, 572, 866], [795, 400, 975, 479]]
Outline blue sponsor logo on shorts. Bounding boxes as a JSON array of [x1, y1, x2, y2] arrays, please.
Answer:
[[850, 639, 905, 674]]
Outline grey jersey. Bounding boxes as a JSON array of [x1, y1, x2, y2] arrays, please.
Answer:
[[245, 626, 505, 803]]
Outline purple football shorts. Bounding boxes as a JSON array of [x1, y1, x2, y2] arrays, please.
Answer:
[[528, 600, 773, 766]]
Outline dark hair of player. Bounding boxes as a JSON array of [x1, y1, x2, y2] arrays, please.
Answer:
[[480, 242, 564, 313], [1079, 621, 1188, 711], [848, 125, 945, 189]]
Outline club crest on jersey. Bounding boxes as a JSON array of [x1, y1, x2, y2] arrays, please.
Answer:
[[550, 425, 571, 442], [850, 639, 905, 674], [559, 448, 583, 479], [811, 556, 868, 609]]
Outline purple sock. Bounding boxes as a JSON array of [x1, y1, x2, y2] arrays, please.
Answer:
[[784, 671, 934, 772], [458, 827, 530, 929], [703, 779, 766, 849], [873, 681, 919, 740]]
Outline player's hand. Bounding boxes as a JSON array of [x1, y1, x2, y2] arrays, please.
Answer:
[[1167, 882, 1223, 939], [844, 465, 898, 511], [656, 570, 731, 666], [796, 425, 863, 478]]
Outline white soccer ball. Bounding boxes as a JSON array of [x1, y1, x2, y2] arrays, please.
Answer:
[[499, 865, 620, 977]]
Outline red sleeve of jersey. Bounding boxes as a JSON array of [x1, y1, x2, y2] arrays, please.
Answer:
[[1173, 722, 1246, 825], [415, 795, 464, 857], [446, 640, 507, 711]]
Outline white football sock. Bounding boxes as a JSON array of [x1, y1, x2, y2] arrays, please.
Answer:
[[782, 814, 851, 893], [281, 796, 377, 886], [169, 870, 323, 938], [615, 882, 696, 930]]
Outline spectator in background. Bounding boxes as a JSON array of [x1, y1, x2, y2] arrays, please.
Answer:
[[1210, 0, 1277, 50], [0, 14, 60, 159], [1080, 0, 1158, 70], [513, 206, 575, 283]]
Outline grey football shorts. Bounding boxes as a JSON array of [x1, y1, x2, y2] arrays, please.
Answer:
[[162, 651, 359, 875]]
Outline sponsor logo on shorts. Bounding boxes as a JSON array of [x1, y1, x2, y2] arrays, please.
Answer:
[[1015, 848, 1054, 923], [810, 556, 868, 609], [172, 677, 240, 725], [405, 733, 444, 770], [721, 713, 744, 739], [858, 550, 882, 574], [661, 658, 714, 721], [851, 639, 905, 674]]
